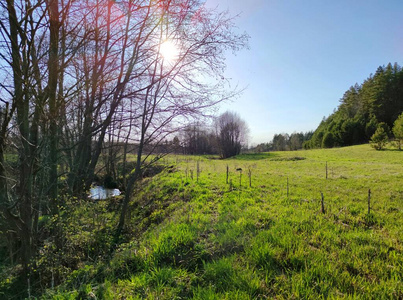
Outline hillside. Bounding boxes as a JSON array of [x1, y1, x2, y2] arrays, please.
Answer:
[[306, 63, 403, 149], [1, 145, 402, 299]]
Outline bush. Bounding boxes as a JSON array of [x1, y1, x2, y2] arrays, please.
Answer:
[[370, 124, 389, 150], [392, 112, 403, 150]]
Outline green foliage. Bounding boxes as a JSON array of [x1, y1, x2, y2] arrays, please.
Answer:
[[365, 114, 378, 137], [392, 112, 403, 150], [321, 131, 335, 148], [308, 63, 403, 148], [378, 122, 391, 137], [96, 280, 114, 300], [370, 124, 389, 150]]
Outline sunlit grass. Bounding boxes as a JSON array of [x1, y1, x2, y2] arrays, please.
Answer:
[[36, 144, 402, 299]]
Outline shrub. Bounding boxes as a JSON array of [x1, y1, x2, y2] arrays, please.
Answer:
[[370, 124, 389, 150], [392, 112, 403, 150]]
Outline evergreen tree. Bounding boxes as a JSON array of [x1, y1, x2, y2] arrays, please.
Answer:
[[392, 112, 403, 150], [322, 132, 335, 148], [370, 125, 389, 150], [307, 63, 403, 148]]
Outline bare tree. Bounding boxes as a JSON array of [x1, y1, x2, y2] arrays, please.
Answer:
[[215, 111, 249, 158], [0, 0, 249, 279], [181, 123, 215, 155], [0, 0, 44, 275], [0, 0, 62, 279], [0, 0, 76, 279], [113, 0, 248, 241]]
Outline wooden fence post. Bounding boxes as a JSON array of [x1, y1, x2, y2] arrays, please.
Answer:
[[321, 192, 325, 214], [368, 189, 371, 214], [197, 160, 200, 182], [235, 168, 242, 201]]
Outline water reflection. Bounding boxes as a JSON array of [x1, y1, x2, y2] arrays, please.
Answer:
[[89, 185, 121, 200]]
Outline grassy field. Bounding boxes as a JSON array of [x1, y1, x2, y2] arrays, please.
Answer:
[[14, 145, 403, 299]]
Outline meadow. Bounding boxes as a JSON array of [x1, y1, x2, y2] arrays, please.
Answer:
[[11, 144, 402, 299]]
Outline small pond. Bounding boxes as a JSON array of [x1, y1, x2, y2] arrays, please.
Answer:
[[89, 185, 121, 200]]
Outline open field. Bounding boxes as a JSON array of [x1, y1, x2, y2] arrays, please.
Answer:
[[6, 144, 401, 299]]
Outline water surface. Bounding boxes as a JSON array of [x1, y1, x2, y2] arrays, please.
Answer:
[[89, 186, 121, 200]]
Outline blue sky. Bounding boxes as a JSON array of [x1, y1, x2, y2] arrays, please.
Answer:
[[204, 0, 403, 145]]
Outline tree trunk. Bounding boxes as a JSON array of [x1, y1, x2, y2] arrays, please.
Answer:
[[7, 0, 33, 274], [47, 0, 60, 209]]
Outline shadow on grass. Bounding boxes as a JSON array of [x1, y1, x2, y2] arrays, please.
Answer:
[[228, 152, 277, 161], [379, 148, 403, 152]]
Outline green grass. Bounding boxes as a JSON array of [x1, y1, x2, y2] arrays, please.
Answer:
[[8, 144, 402, 299]]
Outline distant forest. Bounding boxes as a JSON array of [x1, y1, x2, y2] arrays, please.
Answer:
[[304, 63, 403, 149], [253, 132, 313, 152]]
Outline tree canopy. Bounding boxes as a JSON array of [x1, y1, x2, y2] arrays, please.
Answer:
[[305, 63, 403, 149]]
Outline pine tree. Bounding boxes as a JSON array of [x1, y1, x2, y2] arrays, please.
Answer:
[[370, 125, 389, 150], [392, 112, 403, 150]]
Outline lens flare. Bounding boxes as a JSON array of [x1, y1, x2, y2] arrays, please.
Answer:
[[159, 40, 179, 63]]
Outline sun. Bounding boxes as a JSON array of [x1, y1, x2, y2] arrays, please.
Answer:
[[159, 40, 179, 64]]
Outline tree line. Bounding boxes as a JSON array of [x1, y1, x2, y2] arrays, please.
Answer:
[[305, 63, 403, 149], [0, 0, 248, 293], [176, 111, 249, 158], [253, 131, 313, 152]]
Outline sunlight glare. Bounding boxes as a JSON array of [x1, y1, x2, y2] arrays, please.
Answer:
[[159, 40, 179, 63]]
